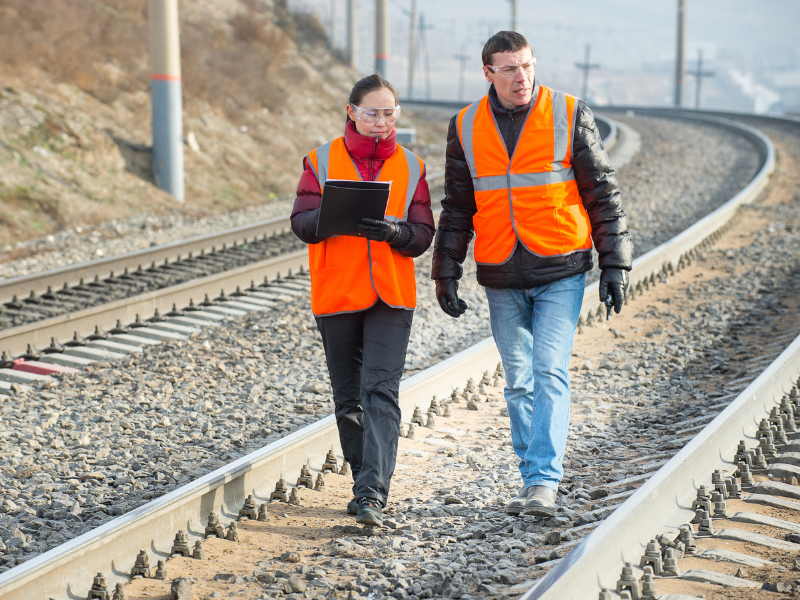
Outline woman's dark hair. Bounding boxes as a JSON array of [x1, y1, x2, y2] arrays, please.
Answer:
[[482, 31, 531, 65], [346, 74, 399, 123]]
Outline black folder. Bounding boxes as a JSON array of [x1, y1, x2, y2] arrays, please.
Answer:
[[316, 179, 392, 238]]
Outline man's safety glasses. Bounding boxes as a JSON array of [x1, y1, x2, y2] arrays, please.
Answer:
[[485, 61, 536, 78], [351, 104, 401, 124]]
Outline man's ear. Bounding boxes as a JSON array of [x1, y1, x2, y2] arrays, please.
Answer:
[[482, 66, 493, 83]]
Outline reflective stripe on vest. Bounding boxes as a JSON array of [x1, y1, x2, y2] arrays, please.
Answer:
[[457, 87, 593, 263], [305, 137, 424, 316]]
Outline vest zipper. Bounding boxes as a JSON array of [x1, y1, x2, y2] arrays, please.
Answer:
[[507, 110, 513, 157], [370, 136, 379, 180], [509, 110, 520, 286]]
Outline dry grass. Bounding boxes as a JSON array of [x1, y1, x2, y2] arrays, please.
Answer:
[[0, 0, 332, 119], [0, 0, 363, 248], [0, 0, 147, 103], [0, 184, 61, 246]]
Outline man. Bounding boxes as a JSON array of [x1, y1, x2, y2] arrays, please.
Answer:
[[431, 31, 633, 517]]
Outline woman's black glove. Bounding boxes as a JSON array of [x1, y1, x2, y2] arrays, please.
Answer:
[[599, 268, 629, 315], [436, 278, 468, 318], [357, 218, 400, 242]]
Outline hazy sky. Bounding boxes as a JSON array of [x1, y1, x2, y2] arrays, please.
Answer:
[[290, 0, 800, 112]]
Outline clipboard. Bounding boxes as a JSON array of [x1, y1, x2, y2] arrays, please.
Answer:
[[316, 179, 392, 238]]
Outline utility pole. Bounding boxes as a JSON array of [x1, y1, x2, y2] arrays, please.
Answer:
[[375, 0, 389, 78], [408, 0, 419, 98], [575, 44, 600, 101], [418, 13, 433, 99], [503, 0, 518, 31], [347, 0, 357, 69], [674, 0, 686, 107], [687, 49, 714, 109], [511, 0, 518, 31], [148, 0, 184, 203], [455, 44, 469, 101]]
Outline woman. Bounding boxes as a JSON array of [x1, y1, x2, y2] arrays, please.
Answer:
[[291, 74, 434, 527]]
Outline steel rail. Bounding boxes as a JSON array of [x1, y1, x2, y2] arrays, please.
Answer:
[[0, 171, 447, 309], [0, 109, 773, 599], [518, 108, 787, 600], [0, 339, 501, 600], [576, 111, 774, 325], [593, 114, 618, 153], [525, 332, 800, 600], [0, 215, 295, 307], [0, 250, 310, 358]]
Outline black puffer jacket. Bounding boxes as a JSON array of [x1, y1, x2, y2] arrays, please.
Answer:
[[431, 82, 633, 289]]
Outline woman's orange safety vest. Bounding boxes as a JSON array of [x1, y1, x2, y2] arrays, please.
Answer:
[[305, 137, 424, 316], [456, 86, 593, 265]]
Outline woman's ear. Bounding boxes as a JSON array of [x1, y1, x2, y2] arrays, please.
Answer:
[[346, 104, 356, 122]]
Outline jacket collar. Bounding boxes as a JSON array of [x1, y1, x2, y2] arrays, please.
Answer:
[[343, 120, 397, 160], [487, 80, 539, 115]]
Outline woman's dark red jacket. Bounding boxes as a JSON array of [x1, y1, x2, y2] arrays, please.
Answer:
[[290, 120, 435, 258]]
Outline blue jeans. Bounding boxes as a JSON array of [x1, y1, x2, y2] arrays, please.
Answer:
[[485, 273, 585, 492]]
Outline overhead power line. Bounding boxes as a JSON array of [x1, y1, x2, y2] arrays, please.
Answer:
[[687, 49, 714, 109]]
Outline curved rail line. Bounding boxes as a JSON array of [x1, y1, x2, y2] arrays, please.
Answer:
[[0, 109, 776, 599]]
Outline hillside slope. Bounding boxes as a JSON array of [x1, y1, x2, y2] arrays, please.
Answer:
[[0, 0, 392, 249]]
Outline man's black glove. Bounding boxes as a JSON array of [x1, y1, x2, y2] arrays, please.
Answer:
[[357, 218, 400, 242], [435, 278, 468, 318], [599, 268, 629, 315]]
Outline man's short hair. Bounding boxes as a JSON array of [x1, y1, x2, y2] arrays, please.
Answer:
[[482, 31, 531, 66]]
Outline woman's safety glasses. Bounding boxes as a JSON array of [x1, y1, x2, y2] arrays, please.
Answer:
[[351, 104, 401, 124], [485, 60, 536, 78]]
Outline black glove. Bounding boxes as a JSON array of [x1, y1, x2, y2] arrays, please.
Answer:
[[435, 278, 468, 318], [357, 218, 400, 242], [599, 268, 629, 315]]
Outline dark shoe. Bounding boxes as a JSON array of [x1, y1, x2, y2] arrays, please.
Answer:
[[346, 497, 358, 515], [356, 498, 383, 527], [505, 485, 534, 515], [522, 485, 557, 517]]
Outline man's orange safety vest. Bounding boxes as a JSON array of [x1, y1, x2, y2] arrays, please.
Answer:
[[457, 86, 593, 265], [305, 137, 423, 316]]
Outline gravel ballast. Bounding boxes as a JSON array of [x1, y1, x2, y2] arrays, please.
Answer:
[[124, 158, 800, 599], [0, 115, 775, 579]]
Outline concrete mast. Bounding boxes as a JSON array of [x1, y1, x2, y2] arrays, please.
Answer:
[[348, 0, 357, 69], [408, 0, 418, 97], [148, 0, 184, 203], [511, 0, 518, 31], [674, 0, 686, 107], [375, 0, 389, 77]]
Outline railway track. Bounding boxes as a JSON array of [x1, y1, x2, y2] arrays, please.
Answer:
[[0, 169, 446, 362], [0, 108, 792, 600], [0, 110, 626, 362]]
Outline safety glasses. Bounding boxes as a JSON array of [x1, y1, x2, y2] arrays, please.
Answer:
[[486, 60, 536, 78], [350, 104, 401, 124]]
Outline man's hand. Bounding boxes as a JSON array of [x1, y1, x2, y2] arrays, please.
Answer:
[[599, 268, 629, 315], [357, 218, 400, 242], [435, 278, 468, 318]]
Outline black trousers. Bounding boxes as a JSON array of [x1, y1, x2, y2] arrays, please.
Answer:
[[315, 301, 413, 507]]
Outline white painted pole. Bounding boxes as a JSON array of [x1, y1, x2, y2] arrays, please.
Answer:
[[511, 0, 518, 31], [348, 0, 357, 69], [674, 0, 686, 107], [408, 0, 418, 97], [375, 0, 389, 77], [148, 0, 184, 203]]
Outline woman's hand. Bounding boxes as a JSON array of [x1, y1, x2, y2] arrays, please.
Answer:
[[357, 218, 400, 242]]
